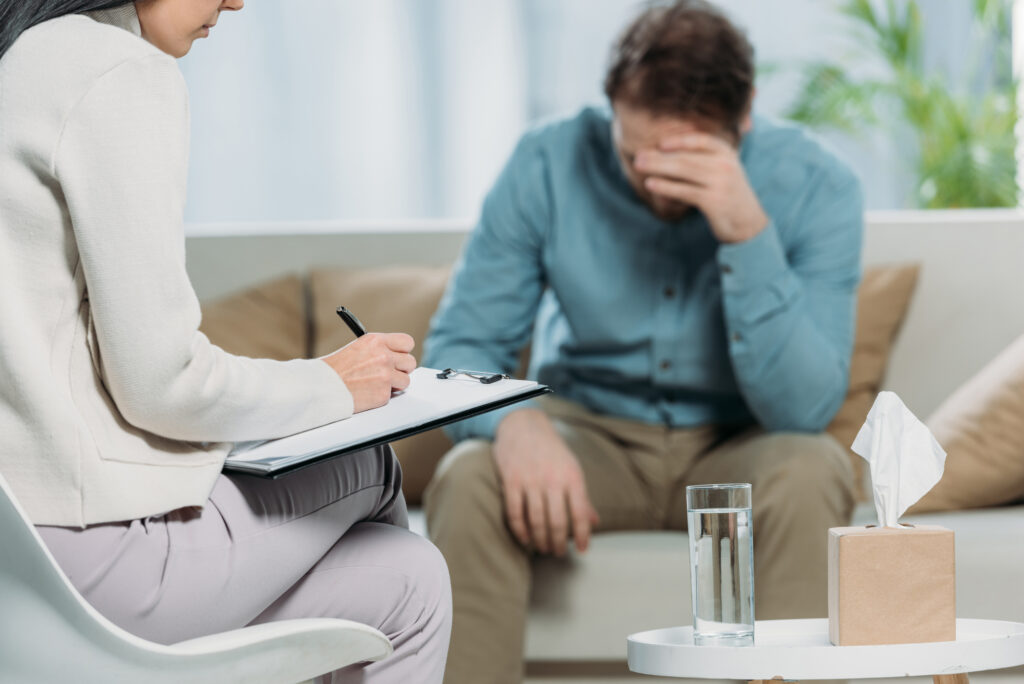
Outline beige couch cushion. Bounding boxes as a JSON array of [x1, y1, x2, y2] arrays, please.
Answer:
[[910, 332, 1024, 513], [309, 263, 920, 505], [825, 264, 920, 501], [199, 274, 309, 361], [310, 266, 453, 505]]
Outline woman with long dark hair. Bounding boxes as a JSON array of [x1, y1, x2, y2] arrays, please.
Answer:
[[0, 2, 451, 681]]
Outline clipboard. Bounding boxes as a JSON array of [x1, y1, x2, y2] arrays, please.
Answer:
[[224, 367, 550, 478]]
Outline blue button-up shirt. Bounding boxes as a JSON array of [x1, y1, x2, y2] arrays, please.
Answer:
[[424, 107, 863, 441]]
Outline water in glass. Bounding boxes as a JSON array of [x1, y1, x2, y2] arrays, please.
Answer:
[[687, 496, 754, 646]]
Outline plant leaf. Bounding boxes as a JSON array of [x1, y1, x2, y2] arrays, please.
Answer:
[[784, 63, 882, 133]]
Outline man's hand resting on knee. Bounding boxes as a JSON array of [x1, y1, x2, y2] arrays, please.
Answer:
[[493, 409, 599, 556], [322, 333, 417, 413]]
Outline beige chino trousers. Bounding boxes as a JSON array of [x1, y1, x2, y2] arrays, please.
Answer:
[[425, 396, 855, 684]]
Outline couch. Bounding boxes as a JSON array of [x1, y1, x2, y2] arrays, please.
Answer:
[[188, 211, 1024, 682]]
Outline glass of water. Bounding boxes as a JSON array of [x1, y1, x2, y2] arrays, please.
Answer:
[[686, 483, 754, 646]]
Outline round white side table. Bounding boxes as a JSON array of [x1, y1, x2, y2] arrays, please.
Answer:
[[627, 619, 1024, 683]]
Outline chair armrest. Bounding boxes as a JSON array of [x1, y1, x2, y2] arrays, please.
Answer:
[[169, 618, 391, 682]]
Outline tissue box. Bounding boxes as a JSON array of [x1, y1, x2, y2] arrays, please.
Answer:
[[828, 525, 955, 646]]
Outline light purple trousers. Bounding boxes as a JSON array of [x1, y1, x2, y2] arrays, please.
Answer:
[[37, 445, 452, 683]]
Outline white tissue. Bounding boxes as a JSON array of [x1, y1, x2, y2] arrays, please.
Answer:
[[851, 391, 947, 528]]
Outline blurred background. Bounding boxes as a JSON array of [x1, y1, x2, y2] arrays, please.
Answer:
[[178, 0, 1019, 230]]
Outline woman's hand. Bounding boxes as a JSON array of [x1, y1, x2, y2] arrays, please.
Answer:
[[322, 333, 417, 413]]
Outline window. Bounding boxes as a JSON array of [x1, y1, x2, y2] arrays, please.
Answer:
[[179, 0, 1012, 231]]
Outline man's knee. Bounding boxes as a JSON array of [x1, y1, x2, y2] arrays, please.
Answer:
[[424, 439, 506, 537], [426, 439, 499, 502], [753, 432, 855, 507]]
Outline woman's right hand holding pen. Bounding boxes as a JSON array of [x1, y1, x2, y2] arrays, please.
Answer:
[[322, 333, 417, 413]]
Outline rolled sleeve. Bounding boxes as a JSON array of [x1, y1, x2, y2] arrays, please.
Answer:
[[717, 178, 863, 432], [719, 221, 789, 293]]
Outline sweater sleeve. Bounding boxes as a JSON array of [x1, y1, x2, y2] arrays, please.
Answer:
[[53, 54, 354, 443]]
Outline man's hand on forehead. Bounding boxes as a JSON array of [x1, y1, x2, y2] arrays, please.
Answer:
[[635, 132, 768, 244]]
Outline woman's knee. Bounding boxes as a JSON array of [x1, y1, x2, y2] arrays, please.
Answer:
[[344, 523, 451, 632], [393, 525, 451, 614]]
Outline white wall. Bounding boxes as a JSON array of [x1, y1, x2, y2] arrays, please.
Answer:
[[178, 1, 526, 223], [178, 1, 986, 225]]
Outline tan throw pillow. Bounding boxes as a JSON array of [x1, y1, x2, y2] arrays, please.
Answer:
[[310, 266, 454, 505], [307, 263, 921, 505], [910, 333, 1024, 513], [826, 264, 921, 500], [199, 275, 309, 361]]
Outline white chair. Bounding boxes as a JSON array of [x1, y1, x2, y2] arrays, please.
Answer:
[[0, 473, 391, 683]]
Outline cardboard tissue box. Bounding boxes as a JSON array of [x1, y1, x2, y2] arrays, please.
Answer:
[[828, 524, 956, 645], [827, 392, 956, 646]]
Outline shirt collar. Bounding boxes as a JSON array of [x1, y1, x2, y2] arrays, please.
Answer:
[[87, 3, 142, 38]]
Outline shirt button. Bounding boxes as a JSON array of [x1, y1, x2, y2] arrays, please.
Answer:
[[721, 263, 733, 275], [664, 286, 675, 298], [660, 360, 672, 371], [732, 332, 743, 343]]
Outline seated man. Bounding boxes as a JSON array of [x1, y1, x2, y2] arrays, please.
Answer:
[[423, 1, 861, 682]]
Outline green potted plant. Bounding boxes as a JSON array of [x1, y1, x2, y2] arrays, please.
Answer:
[[782, 0, 1017, 208]]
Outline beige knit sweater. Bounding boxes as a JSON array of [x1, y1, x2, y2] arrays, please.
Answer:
[[0, 6, 354, 526]]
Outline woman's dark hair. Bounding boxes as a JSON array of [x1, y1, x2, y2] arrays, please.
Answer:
[[0, 0, 132, 62], [604, 0, 755, 134]]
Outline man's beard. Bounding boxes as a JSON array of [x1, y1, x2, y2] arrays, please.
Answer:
[[648, 197, 693, 222]]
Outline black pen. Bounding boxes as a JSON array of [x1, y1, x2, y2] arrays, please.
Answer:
[[336, 306, 367, 337]]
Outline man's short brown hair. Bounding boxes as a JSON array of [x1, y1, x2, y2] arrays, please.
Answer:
[[604, 0, 755, 134]]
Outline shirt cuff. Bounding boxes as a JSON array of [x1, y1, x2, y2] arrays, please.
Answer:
[[716, 220, 789, 294]]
